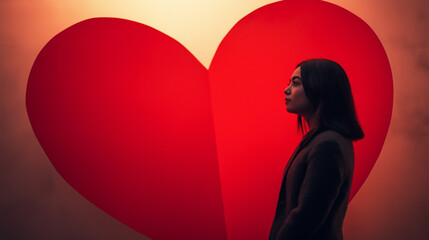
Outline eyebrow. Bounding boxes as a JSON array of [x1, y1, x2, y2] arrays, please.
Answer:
[[290, 76, 301, 81]]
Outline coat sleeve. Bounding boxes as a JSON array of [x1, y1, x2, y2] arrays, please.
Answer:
[[275, 139, 345, 240]]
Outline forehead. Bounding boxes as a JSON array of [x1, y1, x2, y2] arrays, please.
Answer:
[[290, 66, 301, 78]]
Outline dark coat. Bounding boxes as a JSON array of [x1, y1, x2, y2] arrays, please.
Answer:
[[269, 130, 354, 240]]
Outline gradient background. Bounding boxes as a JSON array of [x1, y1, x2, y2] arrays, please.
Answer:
[[1, 0, 428, 239]]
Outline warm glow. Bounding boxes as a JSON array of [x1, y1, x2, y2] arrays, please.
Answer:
[[28, 0, 280, 68]]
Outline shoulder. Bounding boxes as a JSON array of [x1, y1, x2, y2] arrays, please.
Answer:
[[305, 130, 353, 163], [309, 130, 352, 149], [313, 130, 347, 142]]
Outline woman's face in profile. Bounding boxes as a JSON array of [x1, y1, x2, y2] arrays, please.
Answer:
[[284, 67, 312, 116]]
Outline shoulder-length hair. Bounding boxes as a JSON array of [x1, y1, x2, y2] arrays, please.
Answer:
[[296, 59, 364, 141]]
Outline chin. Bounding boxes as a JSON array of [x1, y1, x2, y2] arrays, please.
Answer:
[[286, 106, 300, 115]]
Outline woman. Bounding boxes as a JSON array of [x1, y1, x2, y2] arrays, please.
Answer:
[[269, 59, 364, 240]]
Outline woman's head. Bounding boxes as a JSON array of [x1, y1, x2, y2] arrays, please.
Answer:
[[284, 66, 313, 117], [284, 59, 364, 140]]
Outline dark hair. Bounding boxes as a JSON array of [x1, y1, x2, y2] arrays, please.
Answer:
[[296, 59, 364, 141]]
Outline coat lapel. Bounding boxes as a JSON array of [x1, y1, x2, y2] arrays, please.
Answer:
[[282, 128, 324, 177], [282, 144, 301, 177]]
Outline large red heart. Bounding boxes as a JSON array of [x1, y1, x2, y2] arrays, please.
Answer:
[[26, 1, 392, 240]]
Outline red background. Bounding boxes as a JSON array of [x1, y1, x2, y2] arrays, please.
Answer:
[[1, 0, 428, 239]]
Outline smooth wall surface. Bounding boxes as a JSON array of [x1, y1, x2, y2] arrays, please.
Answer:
[[1, 0, 428, 239]]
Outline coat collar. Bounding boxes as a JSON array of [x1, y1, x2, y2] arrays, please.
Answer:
[[282, 128, 326, 177]]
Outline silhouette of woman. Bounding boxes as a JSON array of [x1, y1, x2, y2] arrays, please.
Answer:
[[269, 59, 364, 240]]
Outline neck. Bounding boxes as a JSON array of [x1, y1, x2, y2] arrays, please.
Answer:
[[302, 112, 315, 131]]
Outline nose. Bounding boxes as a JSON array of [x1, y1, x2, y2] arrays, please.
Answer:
[[284, 85, 291, 95]]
